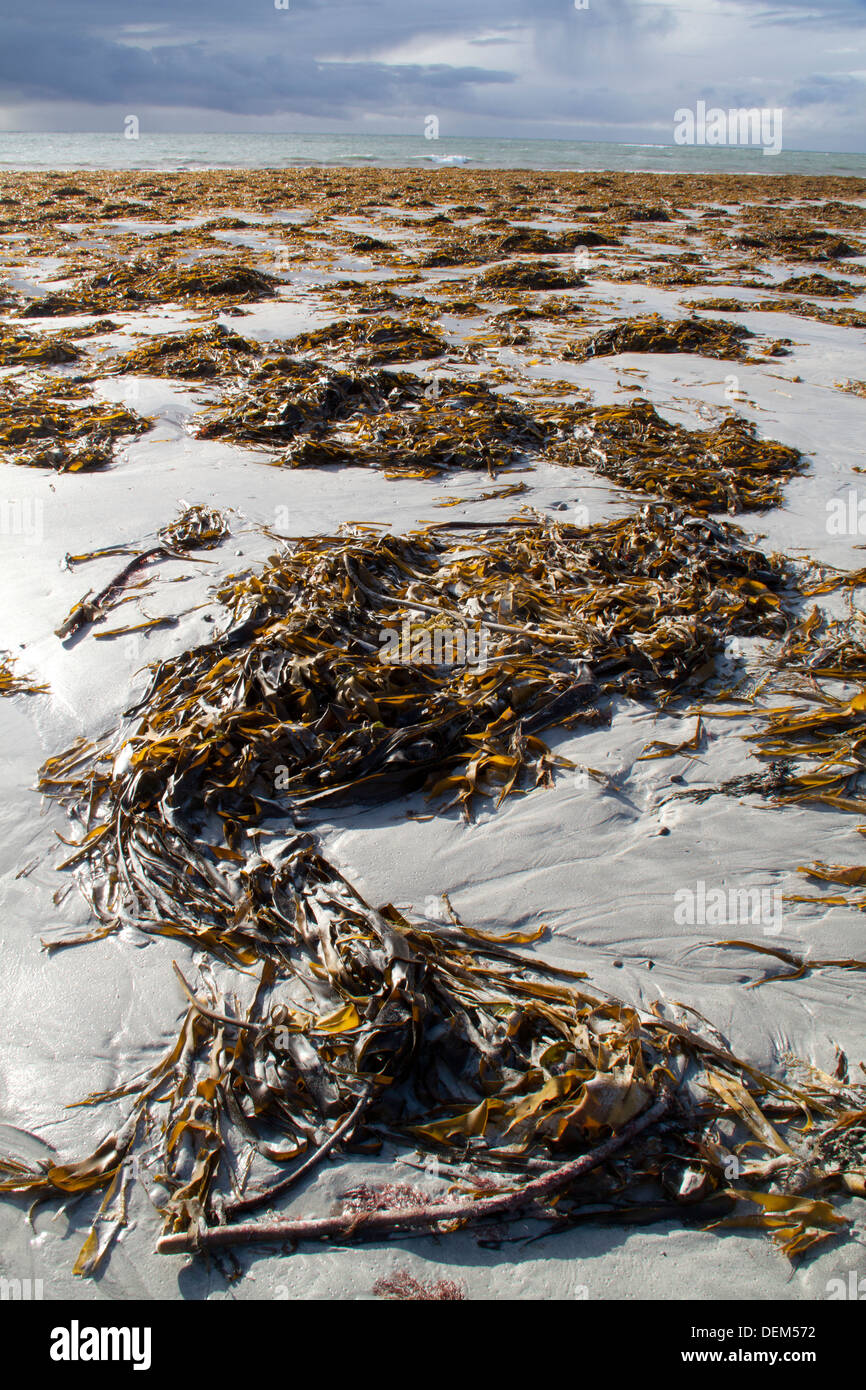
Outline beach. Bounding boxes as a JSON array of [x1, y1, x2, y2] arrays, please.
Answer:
[[1, 164, 866, 1302]]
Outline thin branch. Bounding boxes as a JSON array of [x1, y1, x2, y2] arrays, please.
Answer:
[[156, 1089, 671, 1255]]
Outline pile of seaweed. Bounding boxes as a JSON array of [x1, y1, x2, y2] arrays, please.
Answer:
[[196, 359, 433, 447], [288, 315, 449, 364], [477, 261, 585, 292], [105, 324, 261, 380], [15, 258, 278, 317], [0, 328, 79, 366], [549, 398, 807, 514], [5, 513, 862, 1272], [195, 358, 546, 476], [0, 380, 150, 471], [321, 392, 549, 476], [567, 314, 756, 362], [729, 226, 861, 262], [774, 274, 859, 298]]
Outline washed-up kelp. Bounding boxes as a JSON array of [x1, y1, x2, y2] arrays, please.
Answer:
[[775, 274, 859, 298], [55, 504, 229, 639], [837, 379, 866, 398], [196, 360, 540, 474], [683, 295, 866, 331], [3, 834, 861, 1270], [105, 324, 261, 380], [490, 227, 617, 255], [566, 314, 755, 362], [304, 396, 548, 477], [19, 511, 863, 1269], [0, 328, 79, 366], [548, 398, 806, 514], [39, 511, 791, 855], [477, 261, 585, 292], [0, 381, 150, 471], [0, 653, 47, 696], [196, 360, 434, 447], [16, 259, 278, 317], [730, 227, 861, 262], [288, 315, 449, 364]]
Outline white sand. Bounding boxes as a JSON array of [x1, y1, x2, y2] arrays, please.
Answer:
[[1, 201, 866, 1300]]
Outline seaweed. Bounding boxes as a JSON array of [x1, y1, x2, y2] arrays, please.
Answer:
[[288, 315, 449, 364], [567, 314, 755, 362], [16, 258, 278, 317], [7, 514, 859, 1271], [0, 380, 150, 471], [775, 273, 859, 298], [549, 398, 807, 513], [0, 653, 48, 696], [0, 328, 80, 366], [105, 324, 261, 380], [477, 260, 585, 292]]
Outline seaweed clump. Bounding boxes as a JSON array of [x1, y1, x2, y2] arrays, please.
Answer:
[[567, 314, 755, 362], [106, 324, 261, 380], [17, 259, 278, 317], [0, 328, 79, 366], [477, 260, 584, 292], [550, 398, 806, 513], [0, 380, 150, 471], [0, 653, 48, 696], [289, 315, 449, 364]]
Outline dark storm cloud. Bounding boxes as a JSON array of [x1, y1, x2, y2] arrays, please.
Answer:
[[0, 0, 862, 148]]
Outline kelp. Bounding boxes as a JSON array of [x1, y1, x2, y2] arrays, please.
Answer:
[[775, 274, 859, 298], [38, 510, 790, 875], [16, 258, 278, 317], [730, 227, 861, 262], [477, 260, 585, 292], [0, 328, 79, 366], [3, 843, 860, 1270], [567, 314, 755, 362], [288, 315, 449, 364], [0, 380, 150, 471], [196, 359, 433, 447], [196, 360, 547, 477], [547, 397, 806, 514], [105, 324, 260, 380], [0, 653, 48, 697], [55, 504, 229, 639]]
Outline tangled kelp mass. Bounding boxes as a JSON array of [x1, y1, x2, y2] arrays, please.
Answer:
[[2, 168, 866, 1286], [16, 258, 279, 318], [0, 328, 79, 366], [550, 398, 807, 514], [567, 314, 757, 362], [0, 379, 150, 471], [105, 324, 261, 380], [6, 511, 866, 1270]]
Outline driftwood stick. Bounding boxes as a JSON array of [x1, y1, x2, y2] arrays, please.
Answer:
[[156, 1089, 671, 1255]]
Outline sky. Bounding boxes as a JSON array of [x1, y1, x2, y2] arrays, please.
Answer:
[[0, 0, 863, 150]]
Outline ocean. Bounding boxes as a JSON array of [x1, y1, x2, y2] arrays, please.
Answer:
[[0, 131, 864, 177]]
